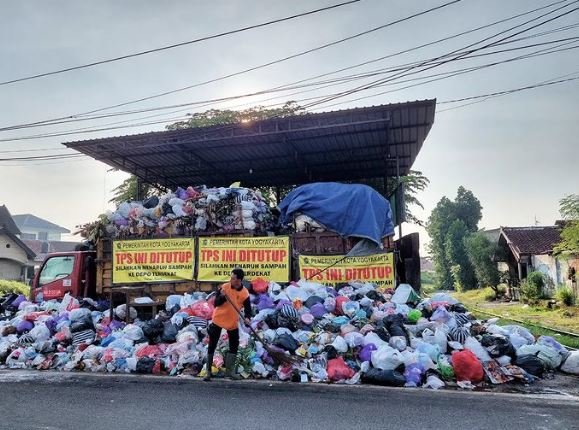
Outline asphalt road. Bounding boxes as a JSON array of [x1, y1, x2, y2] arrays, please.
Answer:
[[1, 371, 577, 430]]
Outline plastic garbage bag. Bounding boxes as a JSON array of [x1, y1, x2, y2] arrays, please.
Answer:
[[452, 350, 484, 383], [407, 309, 422, 324], [69, 308, 92, 322], [434, 328, 448, 353], [560, 351, 579, 375], [274, 333, 299, 353], [391, 284, 420, 305], [310, 303, 326, 319], [464, 337, 491, 362], [480, 334, 516, 359], [334, 296, 350, 316], [424, 375, 445, 389], [29, 325, 51, 342], [331, 336, 348, 353], [537, 336, 568, 358], [251, 278, 269, 294], [515, 354, 545, 377], [359, 343, 377, 362], [327, 357, 355, 382], [187, 300, 214, 320], [414, 341, 440, 362], [161, 322, 179, 343], [437, 356, 455, 380], [363, 332, 388, 348], [339, 300, 359, 317], [115, 304, 137, 321], [165, 295, 182, 311], [324, 297, 336, 312], [404, 363, 424, 387], [430, 306, 452, 323], [122, 324, 144, 341], [517, 344, 562, 370], [389, 336, 407, 352], [371, 346, 403, 370], [345, 332, 365, 348], [502, 325, 535, 344], [362, 368, 405, 386]]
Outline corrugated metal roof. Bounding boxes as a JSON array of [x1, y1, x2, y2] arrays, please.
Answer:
[[64, 100, 436, 188]]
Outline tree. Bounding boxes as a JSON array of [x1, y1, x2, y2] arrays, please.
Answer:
[[109, 175, 156, 205], [109, 103, 304, 204], [554, 194, 579, 256], [445, 220, 476, 291], [165, 101, 304, 130], [427, 187, 482, 290], [465, 233, 500, 294], [354, 170, 430, 226]]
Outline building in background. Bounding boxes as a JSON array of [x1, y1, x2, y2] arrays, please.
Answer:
[[0, 205, 36, 282], [12, 213, 70, 241]]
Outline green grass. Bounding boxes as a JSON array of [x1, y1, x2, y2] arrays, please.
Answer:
[[420, 271, 436, 295], [0, 279, 29, 296]]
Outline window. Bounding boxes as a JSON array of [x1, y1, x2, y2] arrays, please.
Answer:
[[38, 256, 74, 286], [38, 232, 48, 241], [20, 233, 36, 240]]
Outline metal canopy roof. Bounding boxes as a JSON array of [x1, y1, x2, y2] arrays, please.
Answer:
[[64, 100, 436, 188]]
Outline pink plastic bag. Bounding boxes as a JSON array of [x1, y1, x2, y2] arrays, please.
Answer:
[[186, 300, 214, 320]]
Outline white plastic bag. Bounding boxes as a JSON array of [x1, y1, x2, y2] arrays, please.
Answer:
[[371, 346, 403, 370], [561, 351, 579, 375], [434, 327, 448, 354], [122, 324, 144, 341], [391, 284, 420, 304], [424, 375, 445, 390], [332, 336, 348, 353], [464, 337, 491, 363], [389, 336, 407, 352]]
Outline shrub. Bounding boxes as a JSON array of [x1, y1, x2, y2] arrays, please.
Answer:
[[556, 286, 576, 306], [0, 280, 30, 296], [482, 287, 496, 301], [520, 271, 546, 302]]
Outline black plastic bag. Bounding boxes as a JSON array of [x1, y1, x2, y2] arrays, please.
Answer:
[[451, 303, 469, 314], [274, 333, 299, 353], [516, 354, 545, 377], [161, 322, 178, 343], [143, 196, 159, 209], [375, 327, 391, 343], [384, 314, 408, 341], [362, 368, 406, 387], [142, 319, 164, 343], [481, 334, 516, 359], [70, 316, 95, 333], [136, 357, 156, 374], [325, 346, 339, 360], [264, 312, 279, 329]]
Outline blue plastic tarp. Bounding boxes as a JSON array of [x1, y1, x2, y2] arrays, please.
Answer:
[[278, 182, 395, 245]]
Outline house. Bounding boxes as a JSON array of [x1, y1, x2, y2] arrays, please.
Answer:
[[0, 205, 36, 282], [22, 239, 80, 264], [11, 213, 70, 241], [497, 226, 572, 294]]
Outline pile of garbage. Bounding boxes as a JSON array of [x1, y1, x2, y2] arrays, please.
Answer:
[[1, 283, 578, 388], [101, 185, 274, 238]]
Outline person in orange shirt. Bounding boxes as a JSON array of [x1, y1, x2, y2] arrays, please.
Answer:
[[204, 268, 252, 381]]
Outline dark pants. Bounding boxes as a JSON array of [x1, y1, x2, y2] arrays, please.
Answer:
[[207, 323, 239, 355]]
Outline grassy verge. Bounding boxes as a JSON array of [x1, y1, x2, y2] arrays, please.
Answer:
[[0, 280, 30, 296]]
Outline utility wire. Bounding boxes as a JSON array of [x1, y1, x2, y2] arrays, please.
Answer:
[[4, 27, 577, 135], [0, 0, 464, 131], [0, 0, 361, 87]]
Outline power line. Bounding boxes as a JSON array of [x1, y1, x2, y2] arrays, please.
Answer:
[[3, 40, 578, 146], [4, 27, 577, 135], [437, 73, 579, 112], [301, 1, 579, 109], [0, 0, 464, 131], [0, 0, 361, 87]]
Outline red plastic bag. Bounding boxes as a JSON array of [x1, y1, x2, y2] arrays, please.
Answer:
[[327, 357, 355, 382], [251, 278, 269, 294], [135, 344, 165, 359], [335, 296, 350, 316], [452, 350, 484, 383], [185, 300, 214, 320]]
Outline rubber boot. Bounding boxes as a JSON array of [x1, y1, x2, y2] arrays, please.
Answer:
[[203, 354, 214, 381], [225, 353, 240, 380]]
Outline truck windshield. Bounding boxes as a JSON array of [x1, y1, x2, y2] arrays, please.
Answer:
[[39, 256, 74, 286]]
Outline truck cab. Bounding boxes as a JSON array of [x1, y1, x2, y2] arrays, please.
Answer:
[[31, 251, 96, 302]]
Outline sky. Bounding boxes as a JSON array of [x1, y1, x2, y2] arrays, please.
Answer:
[[0, 0, 578, 249]]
